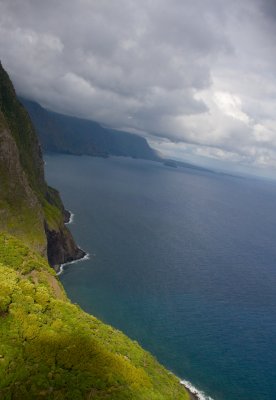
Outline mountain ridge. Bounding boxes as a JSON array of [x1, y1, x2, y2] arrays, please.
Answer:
[[20, 97, 159, 161]]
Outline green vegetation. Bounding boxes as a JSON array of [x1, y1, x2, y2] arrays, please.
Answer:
[[0, 64, 45, 194], [0, 62, 80, 264], [0, 62, 190, 399], [0, 234, 188, 400], [0, 108, 46, 253], [0, 61, 64, 234]]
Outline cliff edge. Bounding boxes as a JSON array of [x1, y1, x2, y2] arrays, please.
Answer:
[[0, 61, 85, 268], [0, 62, 190, 399]]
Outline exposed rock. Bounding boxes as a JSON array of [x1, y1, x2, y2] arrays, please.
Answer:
[[45, 222, 86, 268], [0, 61, 84, 268]]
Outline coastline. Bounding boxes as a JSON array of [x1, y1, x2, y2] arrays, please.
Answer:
[[61, 211, 212, 400], [57, 251, 90, 276], [180, 380, 214, 400], [65, 210, 74, 225], [56, 210, 90, 275], [187, 388, 200, 400]]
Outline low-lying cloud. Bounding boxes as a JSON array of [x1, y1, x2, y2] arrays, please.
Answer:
[[1, 0, 276, 174]]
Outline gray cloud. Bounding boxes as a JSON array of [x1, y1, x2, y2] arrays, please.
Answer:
[[259, 0, 276, 20], [1, 0, 276, 174]]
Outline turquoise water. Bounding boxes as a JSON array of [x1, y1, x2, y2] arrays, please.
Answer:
[[45, 154, 276, 400]]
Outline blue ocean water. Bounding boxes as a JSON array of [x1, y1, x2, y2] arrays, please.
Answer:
[[45, 154, 276, 400]]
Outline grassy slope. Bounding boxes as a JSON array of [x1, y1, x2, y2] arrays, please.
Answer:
[[0, 62, 82, 266], [0, 62, 67, 238], [0, 110, 46, 253], [0, 63, 190, 399], [0, 64, 46, 195], [0, 233, 188, 400]]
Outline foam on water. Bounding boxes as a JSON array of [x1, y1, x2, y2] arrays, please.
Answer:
[[57, 251, 90, 276], [180, 380, 215, 400], [65, 210, 74, 224]]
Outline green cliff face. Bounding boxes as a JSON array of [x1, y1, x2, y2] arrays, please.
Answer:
[[0, 62, 84, 267], [0, 63, 189, 399], [0, 234, 188, 400], [0, 100, 46, 253]]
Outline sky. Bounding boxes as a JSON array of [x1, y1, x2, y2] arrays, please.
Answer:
[[1, 0, 276, 177]]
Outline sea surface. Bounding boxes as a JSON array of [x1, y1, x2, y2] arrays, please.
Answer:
[[45, 154, 276, 400]]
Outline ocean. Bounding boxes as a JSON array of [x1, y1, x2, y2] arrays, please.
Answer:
[[45, 154, 276, 400]]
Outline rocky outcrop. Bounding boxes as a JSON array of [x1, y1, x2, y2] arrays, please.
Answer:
[[0, 61, 84, 268], [45, 222, 86, 269]]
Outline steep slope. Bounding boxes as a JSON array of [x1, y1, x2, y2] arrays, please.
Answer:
[[0, 62, 84, 267], [0, 233, 188, 400], [0, 110, 46, 253], [20, 98, 159, 161], [0, 63, 190, 399]]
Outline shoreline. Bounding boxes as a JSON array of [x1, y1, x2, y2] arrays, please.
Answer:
[[65, 210, 74, 225], [56, 210, 90, 275], [61, 211, 212, 400], [180, 379, 214, 400], [186, 388, 200, 400], [56, 251, 90, 276]]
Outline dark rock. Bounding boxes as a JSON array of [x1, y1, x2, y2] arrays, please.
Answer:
[[63, 209, 71, 224], [45, 222, 86, 268], [0, 62, 85, 269]]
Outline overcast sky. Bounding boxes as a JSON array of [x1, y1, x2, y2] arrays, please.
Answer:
[[1, 0, 276, 177]]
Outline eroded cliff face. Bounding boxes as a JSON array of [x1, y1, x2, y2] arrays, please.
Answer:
[[0, 61, 84, 267], [0, 111, 47, 254], [45, 222, 86, 269]]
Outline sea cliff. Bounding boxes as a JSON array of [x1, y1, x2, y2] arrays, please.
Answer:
[[0, 62, 190, 399], [0, 61, 84, 268]]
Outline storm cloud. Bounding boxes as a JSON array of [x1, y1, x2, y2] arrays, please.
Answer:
[[1, 0, 276, 174]]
